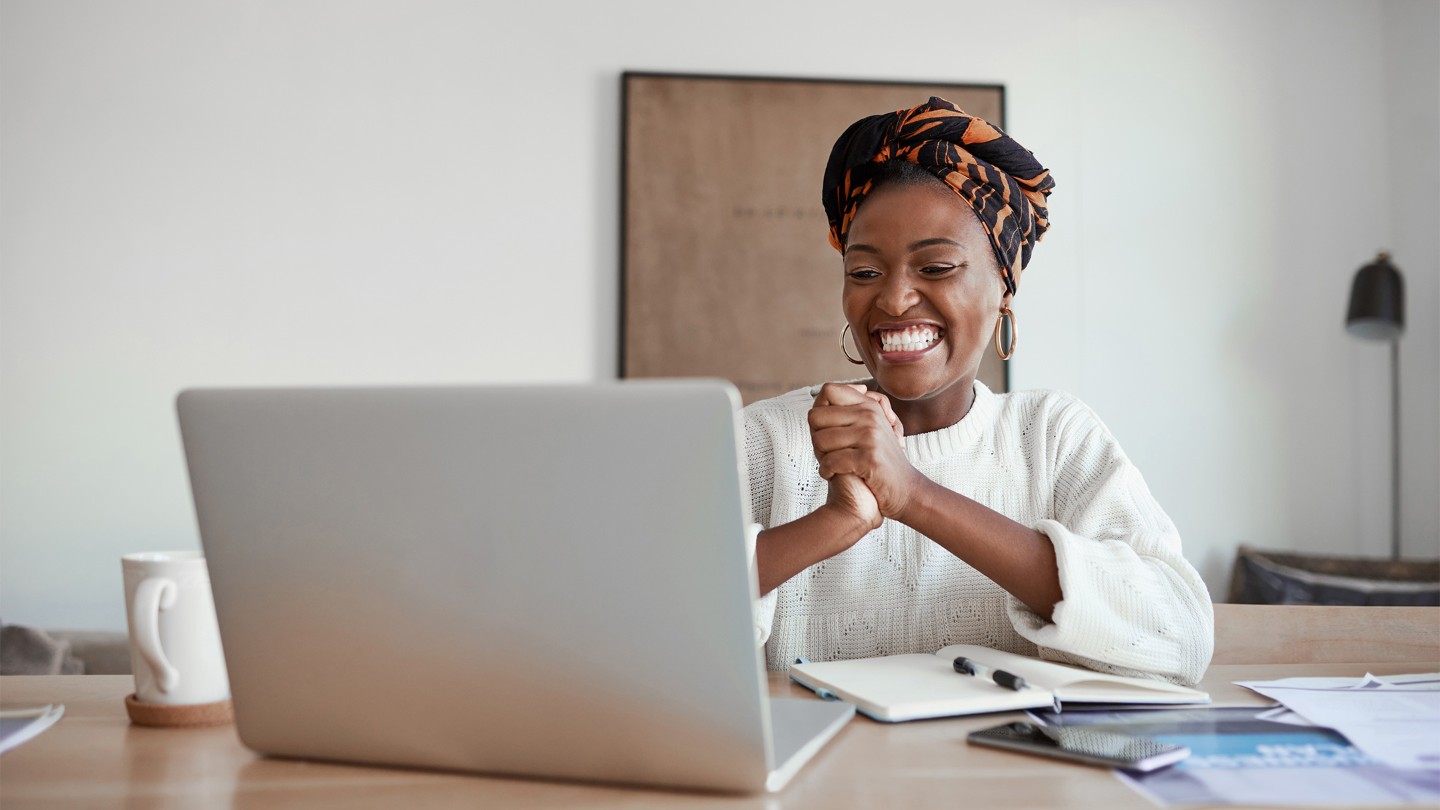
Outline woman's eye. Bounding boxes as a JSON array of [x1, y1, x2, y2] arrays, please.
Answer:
[[921, 264, 958, 276], [846, 268, 880, 280]]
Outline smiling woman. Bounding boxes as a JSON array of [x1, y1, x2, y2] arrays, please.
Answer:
[[746, 98, 1214, 686]]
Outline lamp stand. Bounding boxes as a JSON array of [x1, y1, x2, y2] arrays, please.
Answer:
[[1391, 339, 1401, 560]]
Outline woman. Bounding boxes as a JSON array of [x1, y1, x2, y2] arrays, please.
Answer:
[[746, 98, 1212, 685]]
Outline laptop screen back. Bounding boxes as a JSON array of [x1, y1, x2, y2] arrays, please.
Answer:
[[178, 380, 773, 791]]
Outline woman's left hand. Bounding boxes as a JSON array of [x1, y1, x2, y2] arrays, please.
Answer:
[[808, 383, 924, 520]]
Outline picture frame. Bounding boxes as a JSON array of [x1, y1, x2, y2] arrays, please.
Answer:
[[620, 72, 1008, 404]]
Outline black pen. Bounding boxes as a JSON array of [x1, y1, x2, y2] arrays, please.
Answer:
[[953, 657, 1029, 691]]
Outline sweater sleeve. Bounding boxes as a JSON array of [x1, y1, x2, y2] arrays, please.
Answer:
[[741, 405, 779, 647], [1004, 399, 1214, 686]]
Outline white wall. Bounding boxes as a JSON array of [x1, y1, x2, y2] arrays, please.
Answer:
[[1384, 0, 1440, 567], [3, 0, 1436, 631]]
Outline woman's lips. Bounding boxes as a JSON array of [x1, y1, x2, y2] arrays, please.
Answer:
[[873, 324, 943, 362]]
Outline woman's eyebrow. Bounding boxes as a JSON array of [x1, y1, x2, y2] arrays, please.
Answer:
[[908, 237, 963, 251], [844, 237, 963, 257]]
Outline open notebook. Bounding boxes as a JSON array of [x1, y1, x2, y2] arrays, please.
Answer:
[[789, 644, 1209, 722]]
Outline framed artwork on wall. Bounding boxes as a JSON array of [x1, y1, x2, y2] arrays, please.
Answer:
[[621, 72, 1007, 404]]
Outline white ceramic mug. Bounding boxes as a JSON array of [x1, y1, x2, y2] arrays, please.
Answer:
[[121, 551, 230, 705]]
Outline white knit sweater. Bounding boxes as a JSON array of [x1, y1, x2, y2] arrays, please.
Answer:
[[744, 381, 1213, 685]]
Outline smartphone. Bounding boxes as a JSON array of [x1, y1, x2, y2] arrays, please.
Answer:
[[967, 721, 1190, 772]]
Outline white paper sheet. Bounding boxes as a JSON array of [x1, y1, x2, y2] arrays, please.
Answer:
[[1236, 673, 1440, 770], [0, 704, 65, 755], [1119, 763, 1440, 807], [1034, 704, 1440, 806]]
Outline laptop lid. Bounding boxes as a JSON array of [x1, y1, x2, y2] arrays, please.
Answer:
[[178, 380, 781, 792]]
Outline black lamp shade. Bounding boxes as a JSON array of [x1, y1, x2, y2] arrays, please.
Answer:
[[1346, 253, 1405, 341]]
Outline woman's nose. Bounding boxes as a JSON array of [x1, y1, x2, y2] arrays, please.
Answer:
[[876, 273, 921, 315]]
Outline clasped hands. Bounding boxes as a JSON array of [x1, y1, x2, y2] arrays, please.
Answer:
[[808, 383, 925, 532]]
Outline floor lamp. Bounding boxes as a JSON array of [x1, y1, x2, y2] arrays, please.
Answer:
[[1345, 251, 1406, 560]]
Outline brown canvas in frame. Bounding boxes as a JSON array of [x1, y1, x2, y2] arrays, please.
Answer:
[[622, 73, 1007, 404]]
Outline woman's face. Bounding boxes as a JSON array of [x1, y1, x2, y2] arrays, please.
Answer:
[[842, 179, 1006, 412]]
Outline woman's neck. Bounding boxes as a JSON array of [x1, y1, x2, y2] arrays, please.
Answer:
[[886, 377, 978, 436]]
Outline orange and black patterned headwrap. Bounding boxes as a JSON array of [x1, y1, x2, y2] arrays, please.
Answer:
[[822, 97, 1055, 295]]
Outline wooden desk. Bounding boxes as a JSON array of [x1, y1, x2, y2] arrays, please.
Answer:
[[3, 662, 1436, 809]]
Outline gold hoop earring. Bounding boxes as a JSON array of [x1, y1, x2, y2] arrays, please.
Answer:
[[994, 307, 1018, 361], [840, 324, 865, 365]]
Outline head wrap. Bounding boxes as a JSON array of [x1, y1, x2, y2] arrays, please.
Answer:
[[822, 97, 1055, 295]]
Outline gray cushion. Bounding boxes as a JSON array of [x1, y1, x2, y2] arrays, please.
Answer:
[[0, 623, 83, 675]]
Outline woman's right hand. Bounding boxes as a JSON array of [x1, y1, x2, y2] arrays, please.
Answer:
[[811, 383, 896, 534]]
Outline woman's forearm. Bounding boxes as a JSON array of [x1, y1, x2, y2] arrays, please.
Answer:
[[755, 505, 873, 596], [894, 478, 1063, 620]]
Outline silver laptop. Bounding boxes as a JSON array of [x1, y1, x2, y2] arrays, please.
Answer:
[[177, 380, 853, 793]]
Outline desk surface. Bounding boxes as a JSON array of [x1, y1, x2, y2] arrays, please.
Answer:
[[3, 662, 1436, 809]]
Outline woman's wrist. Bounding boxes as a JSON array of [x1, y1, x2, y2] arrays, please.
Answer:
[[885, 468, 940, 527], [813, 501, 878, 550]]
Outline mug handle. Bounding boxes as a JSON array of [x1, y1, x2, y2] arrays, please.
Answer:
[[133, 577, 181, 693]]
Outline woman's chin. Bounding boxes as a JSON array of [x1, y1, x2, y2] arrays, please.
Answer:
[[870, 358, 977, 406], [870, 370, 940, 402]]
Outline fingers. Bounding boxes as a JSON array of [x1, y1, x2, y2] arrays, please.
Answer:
[[865, 391, 904, 444], [814, 382, 869, 407], [813, 386, 902, 438], [810, 386, 904, 482], [808, 394, 885, 432], [816, 448, 867, 481], [809, 424, 877, 456]]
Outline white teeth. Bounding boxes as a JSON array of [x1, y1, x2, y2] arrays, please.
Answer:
[[878, 326, 941, 352]]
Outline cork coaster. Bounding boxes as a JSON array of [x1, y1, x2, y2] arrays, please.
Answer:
[[124, 694, 234, 728]]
